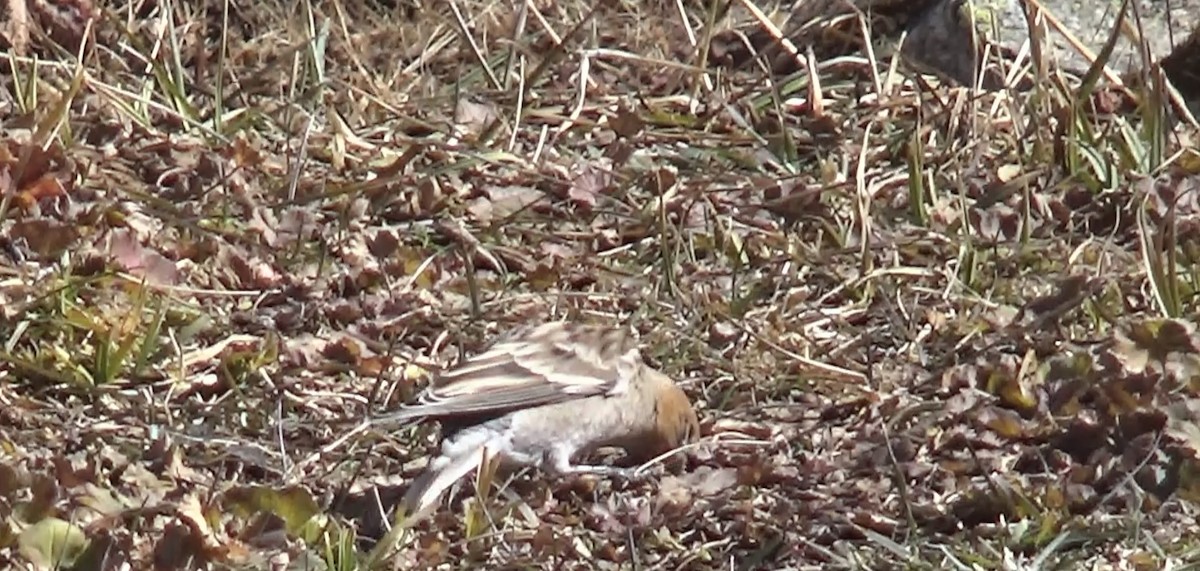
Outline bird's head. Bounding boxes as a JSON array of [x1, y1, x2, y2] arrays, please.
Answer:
[[656, 383, 700, 449]]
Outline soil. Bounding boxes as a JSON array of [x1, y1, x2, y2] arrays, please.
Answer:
[[986, 0, 1199, 73]]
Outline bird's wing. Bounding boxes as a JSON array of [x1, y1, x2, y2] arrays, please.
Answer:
[[399, 445, 490, 518], [405, 322, 642, 418]]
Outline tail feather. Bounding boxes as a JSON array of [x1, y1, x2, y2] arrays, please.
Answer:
[[399, 448, 489, 518], [368, 407, 426, 428]]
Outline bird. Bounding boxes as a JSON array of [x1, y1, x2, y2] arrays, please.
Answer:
[[368, 321, 700, 518]]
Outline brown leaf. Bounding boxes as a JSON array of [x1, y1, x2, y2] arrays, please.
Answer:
[[107, 230, 180, 286], [227, 135, 263, 170], [13, 173, 67, 211], [1017, 274, 1102, 329], [609, 104, 644, 138], [9, 219, 78, 259], [367, 230, 400, 259], [174, 494, 221, 558], [977, 406, 1028, 439], [568, 164, 613, 211], [454, 97, 499, 140], [323, 335, 365, 365], [467, 185, 543, 223], [152, 521, 200, 570]]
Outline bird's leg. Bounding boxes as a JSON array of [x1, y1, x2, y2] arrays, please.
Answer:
[[545, 449, 641, 480], [565, 464, 641, 479]]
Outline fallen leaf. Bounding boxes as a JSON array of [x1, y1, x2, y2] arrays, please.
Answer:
[[18, 518, 89, 570]]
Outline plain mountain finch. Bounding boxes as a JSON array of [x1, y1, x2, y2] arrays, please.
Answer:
[[371, 321, 700, 516]]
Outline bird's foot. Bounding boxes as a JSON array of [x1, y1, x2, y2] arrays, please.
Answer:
[[562, 464, 644, 481]]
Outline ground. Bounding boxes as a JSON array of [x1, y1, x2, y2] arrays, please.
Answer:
[[1, 0, 1200, 570]]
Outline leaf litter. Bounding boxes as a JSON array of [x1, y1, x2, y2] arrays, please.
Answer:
[[1, 0, 1200, 569]]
